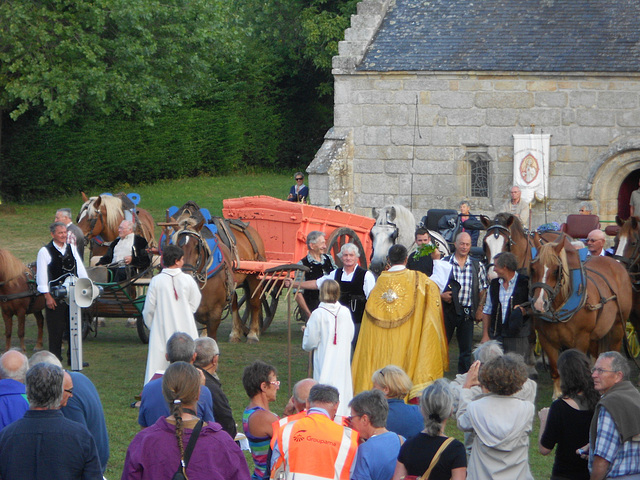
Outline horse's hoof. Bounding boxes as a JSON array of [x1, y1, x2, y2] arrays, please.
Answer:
[[229, 334, 241, 343], [247, 334, 260, 344]]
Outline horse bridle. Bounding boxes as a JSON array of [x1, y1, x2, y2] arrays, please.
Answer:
[[484, 224, 514, 270], [528, 255, 573, 322], [173, 229, 210, 287]]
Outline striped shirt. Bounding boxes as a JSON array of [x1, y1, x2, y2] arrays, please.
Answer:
[[590, 406, 640, 477], [447, 255, 488, 308]]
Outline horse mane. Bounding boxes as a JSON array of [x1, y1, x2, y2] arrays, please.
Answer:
[[90, 195, 124, 233], [0, 249, 27, 286], [537, 241, 572, 302], [376, 205, 416, 249]]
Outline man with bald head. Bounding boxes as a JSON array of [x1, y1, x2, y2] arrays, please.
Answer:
[[586, 229, 607, 257], [443, 232, 488, 373], [96, 219, 150, 282], [0, 350, 29, 430], [500, 185, 530, 227]]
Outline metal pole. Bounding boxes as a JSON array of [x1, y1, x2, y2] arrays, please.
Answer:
[[287, 291, 292, 399]]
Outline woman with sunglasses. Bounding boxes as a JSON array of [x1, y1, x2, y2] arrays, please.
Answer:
[[287, 172, 309, 203]]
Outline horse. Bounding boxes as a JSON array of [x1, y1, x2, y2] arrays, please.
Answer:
[[76, 193, 155, 261], [370, 205, 450, 275], [0, 249, 45, 352], [163, 202, 267, 343], [530, 234, 632, 397], [612, 215, 640, 333], [481, 213, 536, 280]]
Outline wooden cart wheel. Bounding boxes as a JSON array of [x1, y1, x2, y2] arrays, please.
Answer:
[[327, 227, 368, 269], [81, 310, 94, 340], [627, 322, 640, 358], [236, 281, 280, 335], [137, 317, 149, 344]]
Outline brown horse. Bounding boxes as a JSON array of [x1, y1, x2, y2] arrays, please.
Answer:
[[164, 204, 267, 343], [612, 215, 640, 333], [0, 249, 44, 352], [530, 235, 632, 397], [481, 213, 535, 280], [76, 193, 155, 260]]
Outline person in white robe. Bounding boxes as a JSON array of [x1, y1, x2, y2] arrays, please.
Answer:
[[142, 245, 201, 384], [302, 279, 354, 417]]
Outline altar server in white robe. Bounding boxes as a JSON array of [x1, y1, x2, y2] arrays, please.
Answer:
[[302, 279, 354, 417], [142, 245, 201, 384]]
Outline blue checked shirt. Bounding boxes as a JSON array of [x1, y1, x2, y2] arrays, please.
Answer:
[[590, 406, 640, 477], [482, 272, 519, 321], [447, 255, 488, 308]]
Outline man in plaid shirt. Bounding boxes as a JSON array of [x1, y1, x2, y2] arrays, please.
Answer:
[[588, 351, 640, 480], [442, 232, 488, 374]]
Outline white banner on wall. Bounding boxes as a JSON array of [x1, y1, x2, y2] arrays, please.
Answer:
[[512, 134, 550, 205]]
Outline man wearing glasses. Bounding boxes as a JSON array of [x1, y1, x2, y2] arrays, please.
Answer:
[[585, 351, 640, 480], [287, 172, 309, 203], [585, 230, 607, 257]]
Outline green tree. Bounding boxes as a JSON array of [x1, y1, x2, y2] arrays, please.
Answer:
[[0, 0, 242, 125]]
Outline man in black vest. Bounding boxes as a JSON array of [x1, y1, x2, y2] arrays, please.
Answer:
[[293, 243, 375, 347], [36, 222, 88, 363], [295, 231, 336, 321], [442, 232, 488, 373], [480, 252, 530, 359]]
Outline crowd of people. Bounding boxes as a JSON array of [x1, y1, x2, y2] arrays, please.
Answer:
[[4, 195, 640, 480]]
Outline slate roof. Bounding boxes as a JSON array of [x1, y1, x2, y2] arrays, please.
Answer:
[[357, 0, 640, 72]]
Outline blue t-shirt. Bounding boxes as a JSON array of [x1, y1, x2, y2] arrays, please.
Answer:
[[138, 376, 214, 427], [352, 431, 403, 480], [386, 399, 424, 440]]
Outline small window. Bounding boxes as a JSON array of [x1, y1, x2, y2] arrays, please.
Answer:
[[465, 148, 491, 198]]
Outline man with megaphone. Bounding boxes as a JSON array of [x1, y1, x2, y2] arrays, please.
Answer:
[[36, 222, 89, 365]]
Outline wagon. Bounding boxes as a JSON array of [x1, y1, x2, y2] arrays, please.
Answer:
[[221, 196, 376, 332], [83, 265, 156, 344]]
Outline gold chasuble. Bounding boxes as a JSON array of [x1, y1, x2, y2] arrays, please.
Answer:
[[351, 268, 448, 400]]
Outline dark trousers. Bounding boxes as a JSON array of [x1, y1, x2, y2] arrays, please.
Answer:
[[444, 309, 474, 374], [45, 303, 70, 363]]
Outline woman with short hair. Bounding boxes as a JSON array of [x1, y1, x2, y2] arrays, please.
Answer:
[[457, 353, 534, 480], [242, 361, 280, 480], [122, 362, 250, 479], [392, 379, 467, 480], [372, 365, 423, 439], [538, 349, 598, 480], [302, 279, 354, 416]]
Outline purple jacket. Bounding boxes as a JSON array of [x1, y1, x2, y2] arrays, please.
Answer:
[[122, 416, 250, 480]]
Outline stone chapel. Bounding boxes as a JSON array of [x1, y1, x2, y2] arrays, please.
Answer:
[[307, 0, 640, 226]]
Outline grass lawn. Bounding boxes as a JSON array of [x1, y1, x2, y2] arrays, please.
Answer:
[[0, 172, 558, 479]]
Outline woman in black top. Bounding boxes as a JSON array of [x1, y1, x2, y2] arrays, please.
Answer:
[[392, 379, 466, 480], [538, 349, 599, 480]]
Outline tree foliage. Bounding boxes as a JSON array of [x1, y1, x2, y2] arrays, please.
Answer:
[[0, 0, 243, 124]]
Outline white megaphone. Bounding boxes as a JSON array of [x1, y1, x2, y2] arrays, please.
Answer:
[[74, 278, 101, 308]]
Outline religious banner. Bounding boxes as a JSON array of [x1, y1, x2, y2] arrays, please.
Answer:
[[512, 134, 550, 204]]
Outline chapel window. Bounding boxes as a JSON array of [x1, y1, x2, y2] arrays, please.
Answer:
[[465, 147, 491, 198]]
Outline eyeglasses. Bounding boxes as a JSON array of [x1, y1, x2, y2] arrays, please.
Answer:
[[585, 238, 602, 243], [295, 178, 304, 181], [591, 367, 617, 375], [270, 380, 281, 387], [347, 414, 362, 422], [64, 388, 73, 395]]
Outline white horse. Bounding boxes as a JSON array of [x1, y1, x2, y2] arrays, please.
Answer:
[[370, 205, 449, 275]]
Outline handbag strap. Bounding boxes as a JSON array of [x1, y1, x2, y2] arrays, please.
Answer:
[[182, 419, 204, 469], [421, 437, 455, 479]]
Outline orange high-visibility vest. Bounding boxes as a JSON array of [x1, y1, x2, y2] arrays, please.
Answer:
[[278, 412, 358, 480]]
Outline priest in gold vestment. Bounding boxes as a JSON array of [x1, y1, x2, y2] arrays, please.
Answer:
[[352, 244, 448, 400]]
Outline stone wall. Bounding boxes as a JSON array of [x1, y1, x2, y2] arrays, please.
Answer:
[[308, 0, 640, 227]]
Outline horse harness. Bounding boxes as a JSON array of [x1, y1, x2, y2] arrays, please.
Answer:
[[0, 264, 41, 310], [612, 230, 640, 292], [529, 256, 620, 324]]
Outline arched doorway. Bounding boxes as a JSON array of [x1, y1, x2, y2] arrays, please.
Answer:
[[590, 149, 640, 221], [618, 171, 640, 220]]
